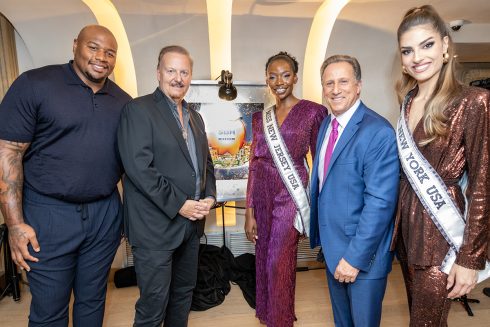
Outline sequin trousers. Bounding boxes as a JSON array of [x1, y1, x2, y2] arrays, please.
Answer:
[[397, 236, 452, 327]]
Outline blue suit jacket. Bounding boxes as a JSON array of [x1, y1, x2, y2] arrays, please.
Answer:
[[310, 102, 399, 279]]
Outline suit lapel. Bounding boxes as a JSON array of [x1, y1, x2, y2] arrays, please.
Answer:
[[189, 111, 204, 174], [312, 116, 331, 194], [323, 103, 365, 181], [152, 89, 194, 168], [316, 116, 331, 155]]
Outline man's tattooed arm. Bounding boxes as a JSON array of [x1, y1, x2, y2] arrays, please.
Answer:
[[0, 139, 39, 270], [0, 139, 28, 225]]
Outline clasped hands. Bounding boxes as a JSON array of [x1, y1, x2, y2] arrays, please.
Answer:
[[178, 198, 214, 221]]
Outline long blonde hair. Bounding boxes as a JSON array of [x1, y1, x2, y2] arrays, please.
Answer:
[[396, 5, 462, 145]]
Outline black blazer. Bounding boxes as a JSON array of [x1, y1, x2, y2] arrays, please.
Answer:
[[117, 88, 216, 249]]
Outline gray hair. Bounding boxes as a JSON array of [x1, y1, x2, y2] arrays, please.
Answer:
[[157, 45, 193, 69], [320, 54, 361, 81]]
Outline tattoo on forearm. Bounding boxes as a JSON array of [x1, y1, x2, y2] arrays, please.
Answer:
[[0, 140, 29, 225]]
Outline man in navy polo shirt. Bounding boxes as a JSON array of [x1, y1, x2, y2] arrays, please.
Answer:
[[0, 25, 131, 327]]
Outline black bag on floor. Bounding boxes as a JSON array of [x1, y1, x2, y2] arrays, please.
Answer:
[[114, 266, 137, 288], [191, 244, 233, 311], [230, 253, 256, 309]]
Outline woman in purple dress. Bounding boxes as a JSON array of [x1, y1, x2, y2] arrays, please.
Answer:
[[244, 52, 327, 327]]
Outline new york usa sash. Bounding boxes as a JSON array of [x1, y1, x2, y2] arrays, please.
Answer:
[[396, 97, 490, 282], [263, 106, 310, 236]]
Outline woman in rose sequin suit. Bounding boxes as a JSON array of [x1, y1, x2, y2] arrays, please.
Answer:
[[394, 6, 490, 326], [244, 52, 326, 327]]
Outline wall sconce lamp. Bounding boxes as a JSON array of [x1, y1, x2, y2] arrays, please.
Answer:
[[218, 70, 237, 101]]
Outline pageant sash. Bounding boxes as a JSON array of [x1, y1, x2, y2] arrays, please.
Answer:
[[396, 96, 490, 283], [263, 106, 310, 236]]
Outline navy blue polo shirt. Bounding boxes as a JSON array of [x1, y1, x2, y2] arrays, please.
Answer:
[[0, 62, 131, 202]]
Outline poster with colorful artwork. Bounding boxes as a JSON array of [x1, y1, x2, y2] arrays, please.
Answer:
[[187, 81, 274, 201]]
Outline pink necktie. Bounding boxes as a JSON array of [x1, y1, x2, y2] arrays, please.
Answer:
[[323, 118, 339, 178]]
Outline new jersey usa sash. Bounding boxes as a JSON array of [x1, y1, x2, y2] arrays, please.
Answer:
[[396, 96, 490, 282], [263, 106, 310, 236]]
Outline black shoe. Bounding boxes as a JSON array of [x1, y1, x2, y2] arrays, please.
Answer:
[[316, 247, 325, 263], [483, 288, 490, 297]]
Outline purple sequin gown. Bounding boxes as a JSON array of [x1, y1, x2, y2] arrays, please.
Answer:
[[246, 100, 326, 327]]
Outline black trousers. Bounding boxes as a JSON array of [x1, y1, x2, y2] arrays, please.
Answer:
[[23, 187, 122, 327], [132, 220, 199, 327]]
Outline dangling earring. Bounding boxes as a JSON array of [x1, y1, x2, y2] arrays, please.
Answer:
[[443, 52, 450, 64], [402, 66, 408, 74]]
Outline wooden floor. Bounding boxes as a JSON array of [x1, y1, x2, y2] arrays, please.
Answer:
[[1, 263, 490, 326]]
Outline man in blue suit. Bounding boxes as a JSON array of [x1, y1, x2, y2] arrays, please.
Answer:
[[310, 55, 399, 327]]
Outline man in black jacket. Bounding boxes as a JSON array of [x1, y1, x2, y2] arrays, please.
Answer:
[[118, 45, 216, 327]]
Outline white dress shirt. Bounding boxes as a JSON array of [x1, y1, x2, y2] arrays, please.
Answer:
[[318, 99, 361, 188]]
